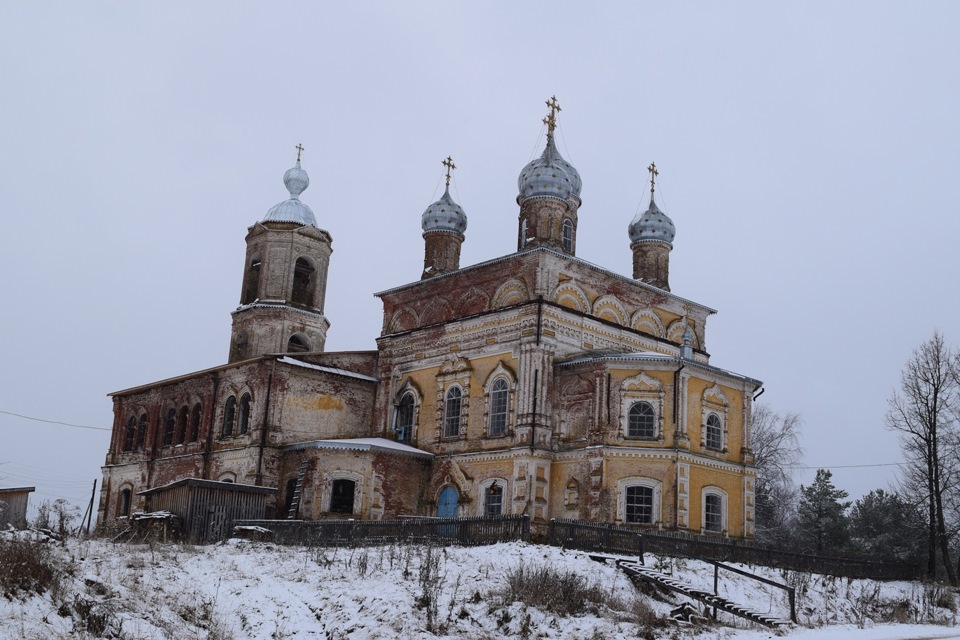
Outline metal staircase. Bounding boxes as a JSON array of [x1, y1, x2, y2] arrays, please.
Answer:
[[613, 558, 792, 628]]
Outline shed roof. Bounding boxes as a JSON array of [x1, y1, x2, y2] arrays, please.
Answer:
[[137, 478, 277, 496]]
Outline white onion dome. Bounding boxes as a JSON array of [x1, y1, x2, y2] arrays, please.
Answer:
[[629, 197, 676, 245], [421, 186, 467, 234], [263, 160, 317, 226], [517, 131, 582, 203]]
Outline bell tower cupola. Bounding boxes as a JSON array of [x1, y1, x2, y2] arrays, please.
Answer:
[[629, 162, 675, 291], [229, 145, 333, 362], [421, 156, 467, 279], [516, 96, 582, 255]]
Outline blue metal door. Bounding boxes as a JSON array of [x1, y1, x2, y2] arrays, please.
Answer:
[[437, 486, 459, 518]]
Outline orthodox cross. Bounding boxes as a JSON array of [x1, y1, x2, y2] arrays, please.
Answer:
[[647, 161, 659, 196], [296, 143, 305, 162], [442, 156, 456, 187], [543, 95, 561, 133]]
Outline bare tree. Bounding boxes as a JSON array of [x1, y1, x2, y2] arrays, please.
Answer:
[[886, 331, 959, 584], [751, 404, 803, 547]]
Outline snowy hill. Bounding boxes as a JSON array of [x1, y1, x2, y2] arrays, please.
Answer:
[[1, 534, 958, 639]]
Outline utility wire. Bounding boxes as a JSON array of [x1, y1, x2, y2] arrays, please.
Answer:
[[0, 409, 110, 432]]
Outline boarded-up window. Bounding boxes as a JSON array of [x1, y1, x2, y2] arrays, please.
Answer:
[[189, 403, 202, 442], [163, 409, 176, 446]]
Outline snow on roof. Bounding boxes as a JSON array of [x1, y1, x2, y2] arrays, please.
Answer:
[[277, 356, 378, 382], [283, 437, 434, 459], [138, 478, 278, 496]]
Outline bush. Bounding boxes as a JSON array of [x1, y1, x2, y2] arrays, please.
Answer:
[[502, 562, 608, 616], [0, 537, 61, 599]]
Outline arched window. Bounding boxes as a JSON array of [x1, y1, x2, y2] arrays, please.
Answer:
[[705, 413, 723, 450], [176, 406, 188, 445], [395, 392, 415, 443], [136, 414, 147, 450], [483, 481, 504, 517], [444, 386, 462, 438], [703, 490, 726, 533], [238, 394, 251, 435], [489, 378, 509, 437], [222, 396, 236, 437], [291, 257, 315, 306], [242, 256, 261, 304], [625, 485, 655, 524], [628, 401, 656, 438], [562, 219, 574, 253], [123, 417, 136, 451], [189, 403, 202, 442], [330, 479, 355, 514], [163, 408, 176, 446], [287, 334, 310, 353], [118, 488, 132, 517]]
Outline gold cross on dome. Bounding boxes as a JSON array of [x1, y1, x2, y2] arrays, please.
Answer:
[[647, 161, 659, 195], [543, 95, 561, 133], [442, 156, 456, 187], [295, 143, 305, 162]]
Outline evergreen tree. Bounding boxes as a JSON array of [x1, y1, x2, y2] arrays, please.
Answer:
[[848, 489, 925, 564], [797, 469, 850, 555]]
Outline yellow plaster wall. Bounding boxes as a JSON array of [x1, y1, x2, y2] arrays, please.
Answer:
[[687, 464, 747, 537]]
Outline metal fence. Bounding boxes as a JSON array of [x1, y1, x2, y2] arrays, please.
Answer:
[[233, 514, 530, 547]]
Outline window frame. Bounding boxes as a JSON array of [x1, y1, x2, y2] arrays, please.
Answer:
[[705, 413, 723, 451], [238, 393, 252, 435], [616, 477, 662, 526], [443, 385, 463, 438], [395, 391, 416, 443], [488, 377, 510, 437], [561, 218, 574, 253], [222, 396, 236, 437], [702, 487, 728, 534], [479, 478, 507, 517], [627, 400, 656, 439]]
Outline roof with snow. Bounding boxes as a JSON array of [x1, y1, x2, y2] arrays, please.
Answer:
[[277, 356, 378, 382], [283, 437, 434, 459]]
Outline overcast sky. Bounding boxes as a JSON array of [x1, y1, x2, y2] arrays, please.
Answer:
[[2, 3, 958, 517]]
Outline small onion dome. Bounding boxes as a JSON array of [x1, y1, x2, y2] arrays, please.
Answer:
[[263, 160, 317, 226], [517, 131, 582, 203], [421, 185, 467, 234], [629, 197, 676, 245]]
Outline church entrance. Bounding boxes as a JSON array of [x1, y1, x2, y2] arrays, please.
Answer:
[[330, 479, 355, 514], [437, 486, 459, 518]]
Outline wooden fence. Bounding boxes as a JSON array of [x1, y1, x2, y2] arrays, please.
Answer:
[[547, 519, 645, 558], [233, 514, 530, 547]]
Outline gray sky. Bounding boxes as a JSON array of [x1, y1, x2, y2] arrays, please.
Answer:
[[2, 2, 958, 515]]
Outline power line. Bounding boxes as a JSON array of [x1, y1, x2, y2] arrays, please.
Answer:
[[785, 462, 906, 470], [0, 409, 110, 432]]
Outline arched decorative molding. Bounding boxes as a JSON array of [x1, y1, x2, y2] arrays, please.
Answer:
[[592, 295, 628, 326], [701, 486, 728, 535], [386, 308, 418, 334], [420, 298, 453, 326], [437, 357, 472, 440], [392, 379, 423, 442], [477, 477, 509, 517], [320, 469, 365, 516], [666, 319, 688, 344], [558, 375, 594, 439], [615, 476, 663, 525], [482, 361, 518, 438], [438, 356, 472, 377], [492, 278, 529, 308], [701, 384, 730, 453], [631, 309, 665, 338], [456, 287, 490, 316], [552, 282, 589, 313], [620, 372, 665, 441]]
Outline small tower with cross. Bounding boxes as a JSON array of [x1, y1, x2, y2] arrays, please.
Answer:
[[628, 161, 676, 291], [516, 95, 583, 256], [229, 145, 334, 362], [420, 156, 468, 279]]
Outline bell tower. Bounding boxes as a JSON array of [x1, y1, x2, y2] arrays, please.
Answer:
[[229, 146, 332, 362]]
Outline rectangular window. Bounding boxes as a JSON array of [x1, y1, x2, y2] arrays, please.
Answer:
[[625, 485, 654, 524], [705, 494, 723, 532], [484, 484, 503, 517]]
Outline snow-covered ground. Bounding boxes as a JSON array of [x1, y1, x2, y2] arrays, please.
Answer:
[[1, 533, 958, 639]]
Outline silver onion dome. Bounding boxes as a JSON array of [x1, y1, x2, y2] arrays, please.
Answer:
[[263, 160, 317, 226], [517, 131, 582, 203], [422, 185, 467, 234], [629, 197, 676, 245]]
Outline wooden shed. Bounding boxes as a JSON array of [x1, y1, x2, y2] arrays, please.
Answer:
[[0, 487, 35, 529], [138, 479, 276, 542]]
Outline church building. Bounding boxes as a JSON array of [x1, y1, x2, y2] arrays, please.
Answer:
[[98, 98, 762, 540]]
